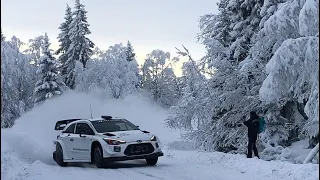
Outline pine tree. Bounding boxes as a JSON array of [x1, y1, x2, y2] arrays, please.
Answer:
[[56, 4, 73, 82], [33, 33, 65, 105], [126, 41, 135, 62], [198, 0, 232, 48], [65, 0, 94, 89], [226, 0, 263, 63], [125, 41, 140, 88], [259, 0, 284, 29]]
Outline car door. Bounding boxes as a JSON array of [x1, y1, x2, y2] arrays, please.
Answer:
[[71, 123, 94, 160], [59, 123, 76, 160]]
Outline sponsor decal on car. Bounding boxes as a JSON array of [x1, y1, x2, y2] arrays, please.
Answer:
[[119, 133, 131, 136], [73, 148, 89, 152]]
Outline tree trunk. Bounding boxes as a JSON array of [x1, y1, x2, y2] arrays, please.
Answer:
[[303, 143, 319, 164]]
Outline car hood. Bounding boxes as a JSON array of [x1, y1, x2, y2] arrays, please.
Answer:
[[99, 130, 153, 143]]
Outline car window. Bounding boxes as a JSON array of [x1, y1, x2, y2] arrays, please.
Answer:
[[115, 123, 127, 130], [115, 122, 137, 131], [63, 123, 75, 133], [91, 119, 139, 133], [75, 123, 94, 135]]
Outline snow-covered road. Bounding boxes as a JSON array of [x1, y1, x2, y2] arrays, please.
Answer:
[[1, 92, 319, 180], [1, 150, 254, 180]]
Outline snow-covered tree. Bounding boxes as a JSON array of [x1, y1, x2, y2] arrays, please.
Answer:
[[75, 43, 140, 98], [124, 41, 140, 88], [257, 0, 319, 148], [199, 0, 263, 64], [260, 36, 319, 139], [158, 67, 180, 107], [141, 49, 180, 107], [1, 36, 37, 128], [33, 33, 66, 105], [10, 36, 25, 51], [167, 44, 262, 152], [197, 0, 232, 49], [166, 60, 209, 130], [56, 4, 73, 82], [74, 60, 92, 92], [66, 0, 94, 89], [67, 0, 94, 68], [126, 41, 135, 62], [24, 35, 45, 65], [167, 0, 318, 155], [102, 43, 139, 98], [259, 0, 285, 29], [92, 46, 104, 58], [226, 0, 263, 63], [125, 55, 140, 90]]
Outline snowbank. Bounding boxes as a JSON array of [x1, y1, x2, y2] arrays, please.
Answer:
[[260, 140, 318, 164], [164, 146, 319, 180]]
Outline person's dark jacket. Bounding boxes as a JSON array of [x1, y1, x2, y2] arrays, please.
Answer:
[[244, 113, 260, 140]]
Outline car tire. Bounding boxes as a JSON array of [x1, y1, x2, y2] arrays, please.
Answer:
[[53, 152, 55, 161], [55, 143, 68, 167], [146, 157, 158, 165], [93, 145, 105, 168]]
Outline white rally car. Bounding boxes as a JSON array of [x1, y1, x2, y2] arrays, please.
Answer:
[[52, 116, 163, 168]]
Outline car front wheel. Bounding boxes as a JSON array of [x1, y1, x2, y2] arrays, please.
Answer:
[[146, 157, 158, 165], [93, 145, 105, 168]]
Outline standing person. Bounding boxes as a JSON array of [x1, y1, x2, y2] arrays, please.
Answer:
[[243, 111, 260, 158]]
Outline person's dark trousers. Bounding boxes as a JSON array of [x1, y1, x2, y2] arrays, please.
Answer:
[[247, 138, 259, 158]]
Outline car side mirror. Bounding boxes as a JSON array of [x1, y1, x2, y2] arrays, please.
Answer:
[[136, 125, 140, 129]]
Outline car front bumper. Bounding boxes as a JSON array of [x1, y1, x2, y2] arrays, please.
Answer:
[[103, 151, 163, 162], [102, 140, 162, 158]]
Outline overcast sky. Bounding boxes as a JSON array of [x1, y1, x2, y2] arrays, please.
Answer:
[[1, 0, 218, 73]]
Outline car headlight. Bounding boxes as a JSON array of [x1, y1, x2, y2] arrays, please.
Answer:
[[103, 138, 126, 145], [150, 135, 157, 141]]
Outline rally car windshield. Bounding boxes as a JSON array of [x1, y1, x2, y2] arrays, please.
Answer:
[[91, 119, 139, 133]]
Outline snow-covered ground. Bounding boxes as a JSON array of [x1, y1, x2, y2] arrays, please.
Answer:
[[1, 92, 319, 180]]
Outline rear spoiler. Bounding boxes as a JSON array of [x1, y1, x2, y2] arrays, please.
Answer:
[[54, 119, 81, 130]]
